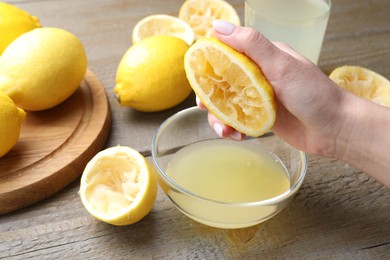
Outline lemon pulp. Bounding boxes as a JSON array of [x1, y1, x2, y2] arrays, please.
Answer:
[[132, 14, 194, 45], [185, 38, 276, 137], [178, 0, 241, 39], [330, 65, 390, 107], [80, 146, 157, 226]]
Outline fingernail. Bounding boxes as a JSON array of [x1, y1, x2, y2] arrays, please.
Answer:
[[196, 96, 201, 107], [229, 130, 242, 141], [213, 122, 224, 138], [213, 20, 236, 35]]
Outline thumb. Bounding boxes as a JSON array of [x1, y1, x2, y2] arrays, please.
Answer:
[[212, 20, 311, 78], [212, 20, 290, 68]]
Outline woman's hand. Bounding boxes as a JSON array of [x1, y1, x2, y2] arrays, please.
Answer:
[[197, 20, 390, 188], [200, 20, 349, 157]]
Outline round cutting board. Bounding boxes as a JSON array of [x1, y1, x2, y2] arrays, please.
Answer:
[[0, 69, 111, 215]]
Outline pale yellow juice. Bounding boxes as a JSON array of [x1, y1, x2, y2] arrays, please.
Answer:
[[245, 0, 331, 64], [166, 139, 290, 203]]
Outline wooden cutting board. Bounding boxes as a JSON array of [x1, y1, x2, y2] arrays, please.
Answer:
[[0, 69, 111, 215]]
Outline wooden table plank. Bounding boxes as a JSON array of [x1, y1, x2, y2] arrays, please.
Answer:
[[1, 0, 389, 258]]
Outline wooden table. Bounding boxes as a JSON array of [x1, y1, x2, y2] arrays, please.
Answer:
[[1, 0, 389, 258]]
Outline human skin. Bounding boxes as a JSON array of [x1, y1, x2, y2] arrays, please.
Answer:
[[199, 20, 390, 188]]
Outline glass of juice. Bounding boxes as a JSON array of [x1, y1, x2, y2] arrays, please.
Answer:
[[152, 107, 307, 229], [245, 0, 331, 64]]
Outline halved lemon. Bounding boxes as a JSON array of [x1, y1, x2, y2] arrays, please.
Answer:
[[132, 14, 195, 45], [178, 0, 241, 39], [184, 38, 276, 137], [329, 65, 390, 107], [79, 146, 158, 226]]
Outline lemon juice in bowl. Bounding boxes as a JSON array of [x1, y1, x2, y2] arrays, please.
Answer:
[[164, 139, 291, 228], [166, 139, 290, 203], [245, 0, 331, 64], [152, 107, 307, 229]]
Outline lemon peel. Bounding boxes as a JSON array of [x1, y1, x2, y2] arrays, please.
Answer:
[[178, 0, 240, 39], [0, 92, 26, 158], [0, 27, 87, 111], [0, 2, 41, 54], [184, 38, 276, 137], [132, 14, 194, 45], [114, 35, 192, 112], [79, 146, 158, 226], [330, 65, 390, 107]]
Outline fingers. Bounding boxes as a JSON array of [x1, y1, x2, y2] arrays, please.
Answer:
[[208, 113, 246, 141], [212, 20, 316, 86], [198, 20, 303, 142], [195, 96, 207, 109], [196, 97, 246, 141]]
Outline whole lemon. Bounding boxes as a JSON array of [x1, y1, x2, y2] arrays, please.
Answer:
[[0, 2, 41, 55], [114, 36, 192, 112], [0, 91, 26, 158], [0, 27, 87, 111]]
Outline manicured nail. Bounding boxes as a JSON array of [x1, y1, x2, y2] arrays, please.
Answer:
[[213, 20, 236, 35], [196, 96, 207, 109], [196, 96, 201, 107], [230, 130, 242, 141], [213, 122, 224, 138]]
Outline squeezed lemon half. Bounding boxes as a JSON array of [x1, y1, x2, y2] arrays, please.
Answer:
[[178, 0, 240, 39], [132, 14, 194, 45], [79, 146, 158, 226], [330, 65, 390, 107], [184, 38, 276, 137]]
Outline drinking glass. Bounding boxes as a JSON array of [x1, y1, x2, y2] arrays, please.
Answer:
[[245, 0, 331, 64]]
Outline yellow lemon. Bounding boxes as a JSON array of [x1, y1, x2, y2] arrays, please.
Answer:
[[184, 38, 276, 137], [79, 146, 158, 226], [0, 27, 87, 111], [0, 2, 41, 55], [178, 0, 241, 39], [114, 35, 192, 112], [132, 14, 194, 45], [0, 91, 26, 158], [330, 65, 390, 107]]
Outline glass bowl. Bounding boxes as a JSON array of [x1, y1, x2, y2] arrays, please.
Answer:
[[151, 107, 307, 229]]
